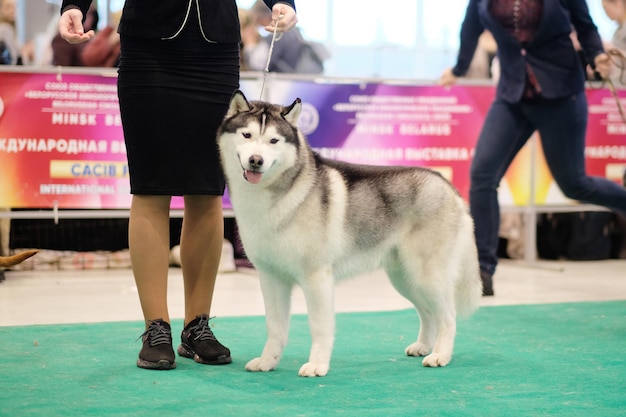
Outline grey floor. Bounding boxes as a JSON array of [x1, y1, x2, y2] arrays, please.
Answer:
[[1, 258, 624, 327]]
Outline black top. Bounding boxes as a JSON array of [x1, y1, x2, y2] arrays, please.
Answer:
[[452, 0, 604, 102], [61, 0, 296, 44]]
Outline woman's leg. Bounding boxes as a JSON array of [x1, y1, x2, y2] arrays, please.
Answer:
[[180, 195, 224, 325], [129, 195, 172, 323], [130, 194, 177, 369], [535, 92, 626, 213], [176, 194, 231, 365], [470, 100, 536, 280]]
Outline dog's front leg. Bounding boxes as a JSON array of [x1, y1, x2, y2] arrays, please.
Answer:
[[298, 269, 335, 377], [246, 273, 293, 372]]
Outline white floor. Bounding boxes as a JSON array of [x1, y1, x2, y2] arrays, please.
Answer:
[[0, 258, 624, 327]]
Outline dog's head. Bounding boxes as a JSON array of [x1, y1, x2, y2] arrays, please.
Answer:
[[217, 90, 303, 186]]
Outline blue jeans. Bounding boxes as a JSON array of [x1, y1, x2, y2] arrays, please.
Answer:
[[470, 91, 626, 276]]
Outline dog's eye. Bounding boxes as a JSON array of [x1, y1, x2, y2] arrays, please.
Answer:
[[242, 132, 252, 139], [270, 138, 279, 144]]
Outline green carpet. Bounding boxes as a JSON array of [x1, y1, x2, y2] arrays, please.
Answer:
[[1, 301, 624, 417]]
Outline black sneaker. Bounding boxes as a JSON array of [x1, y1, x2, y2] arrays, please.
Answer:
[[480, 270, 494, 296], [136, 319, 176, 370], [178, 314, 232, 365]]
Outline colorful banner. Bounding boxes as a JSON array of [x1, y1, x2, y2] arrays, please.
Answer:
[[251, 78, 493, 201], [0, 69, 624, 210], [0, 70, 129, 209]]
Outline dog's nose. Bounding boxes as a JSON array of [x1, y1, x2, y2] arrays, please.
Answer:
[[249, 154, 264, 168]]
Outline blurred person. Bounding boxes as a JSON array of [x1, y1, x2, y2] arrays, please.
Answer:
[[0, 0, 36, 65], [245, 0, 325, 74], [601, 0, 626, 84], [602, 0, 626, 50], [466, 30, 499, 79], [239, 6, 267, 71], [58, 0, 297, 370], [80, 10, 120, 67], [439, 0, 626, 296], [0, 0, 20, 64]]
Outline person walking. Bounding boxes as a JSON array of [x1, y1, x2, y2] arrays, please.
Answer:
[[439, 0, 626, 296], [58, 0, 297, 370]]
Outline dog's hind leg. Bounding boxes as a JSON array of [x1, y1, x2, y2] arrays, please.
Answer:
[[298, 268, 336, 377], [246, 272, 293, 373], [405, 287, 457, 367], [386, 251, 458, 367], [418, 305, 456, 367], [385, 261, 436, 357]]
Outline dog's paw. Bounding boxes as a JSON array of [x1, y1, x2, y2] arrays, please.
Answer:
[[404, 342, 431, 357], [421, 352, 451, 367], [298, 362, 329, 377], [245, 356, 279, 372]]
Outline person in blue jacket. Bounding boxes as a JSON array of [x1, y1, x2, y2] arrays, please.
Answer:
[[58, 0, 297, 370], [439, 0, 626, 296]]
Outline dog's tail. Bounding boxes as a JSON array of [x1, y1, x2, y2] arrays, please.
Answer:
[[454, 220, 482, 318], [0, 249, 39, 268], [455, 264, 482, 318]]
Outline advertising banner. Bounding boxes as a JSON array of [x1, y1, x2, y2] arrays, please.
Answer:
[[0, 69, 624, 210], [251, 77, 493, 201], [0, 71, 129, 208]]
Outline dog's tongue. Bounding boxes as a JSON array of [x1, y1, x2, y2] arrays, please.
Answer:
[[245, 170, 263, 184]]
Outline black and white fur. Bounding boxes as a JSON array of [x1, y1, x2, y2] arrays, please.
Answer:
[[217, 90, 482, 377]]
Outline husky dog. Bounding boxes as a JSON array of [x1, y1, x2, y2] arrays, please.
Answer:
[[217, 90, 482, 377]]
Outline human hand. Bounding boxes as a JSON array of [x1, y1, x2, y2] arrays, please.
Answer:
[[438, 67, 458, 88], [265, 4, 297, 33], [594, 53, 612, 79], [58, 8, 95, 44]]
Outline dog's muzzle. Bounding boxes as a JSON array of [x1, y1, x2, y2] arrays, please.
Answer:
[[243, 154, 264, 184]]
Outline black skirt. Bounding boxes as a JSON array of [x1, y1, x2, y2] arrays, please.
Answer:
[[117, 17, 240, 196]]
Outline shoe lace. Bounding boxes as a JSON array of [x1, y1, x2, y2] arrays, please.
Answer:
[[137, 321, 171, 347], [189, 315, 217, 342]]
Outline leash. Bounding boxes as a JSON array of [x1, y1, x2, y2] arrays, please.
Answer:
[[605, 49, 626, 124], [590, 49, 626, 124], [259, 15, 283, 100]]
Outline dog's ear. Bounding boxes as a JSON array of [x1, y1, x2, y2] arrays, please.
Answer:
[[282, 98, 302, 127], [226, 90, 251, 118]]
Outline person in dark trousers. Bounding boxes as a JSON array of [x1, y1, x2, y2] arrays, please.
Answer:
[[58, 0, 297, 370], [439, 0, 626, 296]]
